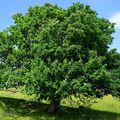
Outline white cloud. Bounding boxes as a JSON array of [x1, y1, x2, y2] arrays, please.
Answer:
[[110, 12, 120, 29]]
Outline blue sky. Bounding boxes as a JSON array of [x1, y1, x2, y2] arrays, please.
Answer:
[[0, 0, 120, 52]]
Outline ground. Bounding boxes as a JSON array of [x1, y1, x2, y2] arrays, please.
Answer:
[[0, 90, 120, 120]]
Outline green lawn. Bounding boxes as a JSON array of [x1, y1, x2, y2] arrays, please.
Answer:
[[0, 90, 120, 120]]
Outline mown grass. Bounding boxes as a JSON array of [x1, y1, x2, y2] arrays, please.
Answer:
[[91, 95, 120, 114], [0, 90, 120, 120]]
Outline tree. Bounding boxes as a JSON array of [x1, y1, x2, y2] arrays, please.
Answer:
[[105, 49, 120, 97], [0, 3, 118, 112]]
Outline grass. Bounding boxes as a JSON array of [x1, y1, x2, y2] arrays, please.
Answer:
[[0, 90, 120, 120], [91, 95, 120, 114]]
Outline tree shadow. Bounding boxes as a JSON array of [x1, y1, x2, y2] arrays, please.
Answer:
[[0, 96, 120, 120]]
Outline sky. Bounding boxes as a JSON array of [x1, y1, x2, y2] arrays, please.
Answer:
[[0, 0, 120, 52]]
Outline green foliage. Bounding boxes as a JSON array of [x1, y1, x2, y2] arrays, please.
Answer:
[[105, 49, 120, 97], [0, 2, 119, 112]]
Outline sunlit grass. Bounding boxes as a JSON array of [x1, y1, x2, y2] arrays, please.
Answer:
[[0, 90, 120, 120], [91, 95, 120, 113], [0, 89, 36, 101]]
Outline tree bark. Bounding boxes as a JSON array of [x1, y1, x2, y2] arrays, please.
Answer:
[[48, 98, 60, 113]]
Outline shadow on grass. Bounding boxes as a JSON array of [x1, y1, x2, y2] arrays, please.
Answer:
[[0, 96, 120, 120]]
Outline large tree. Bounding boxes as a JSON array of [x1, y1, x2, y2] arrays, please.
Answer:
[[0, 3, 119, 112]]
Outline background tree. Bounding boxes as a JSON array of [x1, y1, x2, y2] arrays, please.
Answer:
[[0, 3, 118, 112]]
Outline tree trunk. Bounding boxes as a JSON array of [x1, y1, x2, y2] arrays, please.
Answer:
[[48, 98, 60, 113]]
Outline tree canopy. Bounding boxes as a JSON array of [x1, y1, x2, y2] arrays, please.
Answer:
[[0, 3, 119, 112]]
